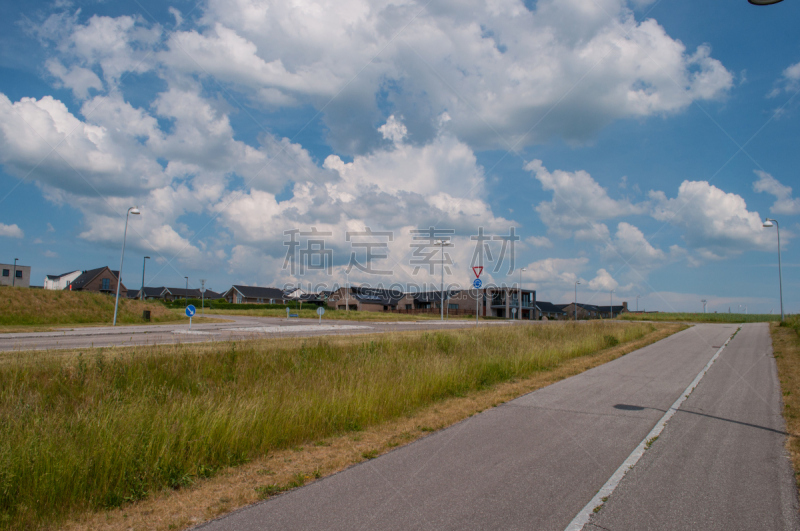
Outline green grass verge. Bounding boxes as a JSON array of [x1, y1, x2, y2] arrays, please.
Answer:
[[618, 312, 783, 323], [0, 287, 187, 326], [0, 321, 654, 528], [204, 307, 470, 321]]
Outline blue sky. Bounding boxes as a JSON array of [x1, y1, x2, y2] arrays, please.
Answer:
[[0, 0, 798, 313]]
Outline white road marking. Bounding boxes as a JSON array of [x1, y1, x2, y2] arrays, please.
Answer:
[[172, 330, 219, 335], [563, 326, 740, 531], [225, 325, 373, 333]]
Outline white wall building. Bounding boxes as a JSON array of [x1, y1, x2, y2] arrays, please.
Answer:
[[43, 270, 81, 290]]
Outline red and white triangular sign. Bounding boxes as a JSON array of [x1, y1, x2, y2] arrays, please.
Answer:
[[472, 266, 483, 279]]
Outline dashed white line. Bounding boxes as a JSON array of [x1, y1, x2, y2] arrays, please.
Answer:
[[563, 326, 740, 531]]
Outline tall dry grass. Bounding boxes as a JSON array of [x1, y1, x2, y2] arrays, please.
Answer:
[[619, 312, 782, 324], [0, 321, 653, 528], [0, 287, 182, 326]]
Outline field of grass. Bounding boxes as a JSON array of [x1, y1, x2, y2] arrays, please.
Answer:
[[772, 315, 800, 496], [0, 287, 188, 327], [0, 321, 654, 529], [619, 312, 783, 323], [205, 307, 470, 321]]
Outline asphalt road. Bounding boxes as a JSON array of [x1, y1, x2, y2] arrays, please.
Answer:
[[0, 314, 510, 352], [195, 323, 799, 531]]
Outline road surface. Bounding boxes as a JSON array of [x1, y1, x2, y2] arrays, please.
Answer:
[[195, 323, 798, 531], [0, 314, 510, 352]]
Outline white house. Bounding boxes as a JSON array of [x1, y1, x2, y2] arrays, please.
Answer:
[[43, 270, 82, 290]]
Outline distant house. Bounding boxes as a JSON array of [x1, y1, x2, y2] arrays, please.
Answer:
[[535, 301, 569, 320], [222, 285, 289, 304], [68, 267, 126, 295], [0, 262, 31, 288], [44, 270, 82, 290], [327, 286, 406, 312], [128, 286, 223, 301]]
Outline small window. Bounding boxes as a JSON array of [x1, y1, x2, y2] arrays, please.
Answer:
[[448, 304, 459, 310], [15, 270, 22, 278], [405, 304, 412, 310], [101, 278, 110, 290], [2, 269, 8, 277]]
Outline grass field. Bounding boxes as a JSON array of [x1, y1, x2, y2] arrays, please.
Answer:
[[1, 321, 655, 529], [204, 307, 469, 321], [0, 287, 189, 327], [619, 312, 783, 323], [771, 315, 800, 496]]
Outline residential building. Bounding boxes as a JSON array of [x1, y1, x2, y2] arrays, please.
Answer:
[[480, 286, 537, 319], [397, 290, 473, 313], [129, 286, 223, 301], [327, 286, 405, 312], [68, 267, 126, 294], [222, 285, 290, 304], [534, 301, 569, 320], [43, 270, 82, 290], [0, 262, 31, 288]]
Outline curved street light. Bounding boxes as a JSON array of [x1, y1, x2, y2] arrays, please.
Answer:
[[519, 267, 527, 320], [574, 280, 581, 321], [763, 218, 784, 321], [140, 256, 150, 300], [610, 289, 615, 319], [113, 207, 140, 326], [436, 239, 454, 320]]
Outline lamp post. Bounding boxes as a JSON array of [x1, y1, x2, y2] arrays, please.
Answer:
[[184, 276, 189, 304], [436, 239, 453, 321], [518, 267, 526, 320], [140, 256, 150, 300], [345, 270, 349, 312], [763, 218, 784, 321], [701, 299, 707, 314], [610, 290, 614, 319], [636, 294, 640, 312], [12, 258, 18, 287], [113, 207, 140, 326], [574, 280, 581, 321]]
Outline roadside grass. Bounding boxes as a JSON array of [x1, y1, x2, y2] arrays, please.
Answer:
[[204, 307, 471, 321], [619, 312, 782, 324], [771, 315, 800, 495], [0, 287, 190, 327], [62, 322, 683, 531], [1, 321, 658, 529]]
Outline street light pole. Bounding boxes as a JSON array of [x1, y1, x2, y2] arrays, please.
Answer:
[[113, 207, 140, 326], [200, 279, 206, 315], [610, 290, 614, 319], [764, 218, 784, 321], [12, 258, 18, 287], [140, 256, 150, 300], [436, 239, 453, 321], [574, 280, 581, 321], [185, 276, 189, 305], [636, 294, 640, 312], [701, 299, 707, 314], [519, 267, 526, 320]]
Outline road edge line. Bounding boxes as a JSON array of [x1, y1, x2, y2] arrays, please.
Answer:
[[563, 325, 741, 531]]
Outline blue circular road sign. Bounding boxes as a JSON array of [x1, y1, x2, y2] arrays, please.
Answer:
[[185, 305, 196, 317], [473, 279, 482, 289]]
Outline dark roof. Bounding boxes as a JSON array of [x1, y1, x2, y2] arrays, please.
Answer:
[[203, 290, 222, 300], [164, 287, 204, 298], [350, 286, 405, 305], [46, 270, 81, 280], [135, 286, 167, 298], [536, 301, 568, 313], [69, 267, 119, 290], [226, 285, 287, 300]]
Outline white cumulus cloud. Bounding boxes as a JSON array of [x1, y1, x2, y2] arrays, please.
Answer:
[[753, 170, 800, 215]]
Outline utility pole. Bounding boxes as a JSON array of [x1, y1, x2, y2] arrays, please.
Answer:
[[701, 299, 707, 314], [200, 279, 206, 315]]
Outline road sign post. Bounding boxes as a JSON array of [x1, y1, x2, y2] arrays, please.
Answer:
[[317, 306, 325, 324], [185, 304, 196, 330], [472, 268, 483, 325]]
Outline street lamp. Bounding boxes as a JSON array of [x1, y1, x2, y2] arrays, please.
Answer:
[[701, 299, 707, 314], [748, 0, 783, 4], [574, 280, 581, 321], [518, 267, 526, 320], [113, 207, 140, 326], [140, 256, 150, 300], [764, 218, 784, 321], [610, 290, 614, 319], [184, 276, 189, 304], [636, 294, 640, 312], [12, 258, 18, 287], [436, 239, 453, 321]]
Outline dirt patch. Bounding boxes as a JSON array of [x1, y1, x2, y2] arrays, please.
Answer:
[[58, 323, 683, 531]]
